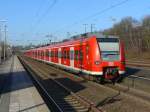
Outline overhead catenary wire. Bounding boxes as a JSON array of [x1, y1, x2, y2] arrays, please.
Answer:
[[29, 0, 58, 36], [29, 0, 48, 32], [53, 0, 131, 35], [27, 0, 130, 44]]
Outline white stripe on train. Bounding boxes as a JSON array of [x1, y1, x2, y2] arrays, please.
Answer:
[[33, 57, 125, 76]]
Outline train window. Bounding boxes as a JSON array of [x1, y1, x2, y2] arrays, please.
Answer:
[[42, 51, 44, 56], [55, 51, 58, 57], [66, 51, 68, 59], [50, 51, 52, 57], [64, 51, 66, 59], [51, 51, 53, 57], [54, 51, 55, 57], [79, 50, 83, 60], [97, 37, 119, 61], [57, 51, 58, 57], [44, 51, 45, 56], [75, 50, 79, 60], [70, 50, 74, 60], [46, 51, 49, 57], [61, 51, 63, 58], [52, 51, 54, 57], [67, 51, 70, 59], [53, 51, 55, 57]]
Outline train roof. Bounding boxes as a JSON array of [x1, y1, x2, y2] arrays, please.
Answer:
[[83, 32, 119, 39], [26, 33, 119, 51]]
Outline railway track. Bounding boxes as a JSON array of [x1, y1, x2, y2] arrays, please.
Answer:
[[19, 56, 102, 112], [19, 56, 150, 112], [127, 60, 150, 67], [120, 74, 150, 93]]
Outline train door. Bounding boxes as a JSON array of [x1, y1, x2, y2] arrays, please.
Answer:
[[74, 46, 79, 69], [51, 49, 54, 62], [64, 47, 70, 66], [85, 44, 90, 70], [61, 47, 70, 66], [53, 48, 56, 63], [45, 49, 49, 61], [70, 47, 74, 68], [49, 49, 51, 62], [58, 48, 61, 64], [61, 48, 64, 64], [79, 47, 84, 71], [43, 50, 45, 60], [41, 50, 44, 60], [38, 50, 40, 59], [36, 50, 37, 59], [55, 48, 58, 63], [66, 48, 70, 66], [33, 50, 35, 58], [40, 50, 42, 60]]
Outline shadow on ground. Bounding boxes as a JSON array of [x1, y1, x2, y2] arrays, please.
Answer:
[[0, 71, 34, 95]]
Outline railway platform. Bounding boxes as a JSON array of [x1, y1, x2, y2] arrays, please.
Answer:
[[0, 55, 50, 112]]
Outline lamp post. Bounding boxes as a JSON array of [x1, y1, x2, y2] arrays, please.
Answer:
[[91, 24, 95, 33], [0, 20, 7, 61], [83, 24, 88, 33], [3, 25, 7, 60]]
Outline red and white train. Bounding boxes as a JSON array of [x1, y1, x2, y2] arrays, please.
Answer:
[[24, 33, 125, 82]]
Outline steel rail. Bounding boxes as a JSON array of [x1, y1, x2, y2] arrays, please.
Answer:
[[19, 56, 103, 112], [19, 56, 64, 112]]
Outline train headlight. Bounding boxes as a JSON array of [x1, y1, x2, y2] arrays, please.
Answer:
[[95, 61, 100, 65]]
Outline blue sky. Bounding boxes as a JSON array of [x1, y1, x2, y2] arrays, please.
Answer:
[[0, 0, 149, 46]]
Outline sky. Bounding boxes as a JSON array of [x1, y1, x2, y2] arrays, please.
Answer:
[[0, 0, 149, 46]]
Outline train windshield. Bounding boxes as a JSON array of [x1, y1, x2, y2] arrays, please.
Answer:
[[97, 38, 120, 61]]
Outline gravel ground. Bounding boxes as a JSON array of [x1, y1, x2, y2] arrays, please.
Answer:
[[122, 77, 150, 93], [22, 56, 150, 112]]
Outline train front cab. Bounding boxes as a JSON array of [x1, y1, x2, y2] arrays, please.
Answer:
[[89, 36, 125, 82]]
